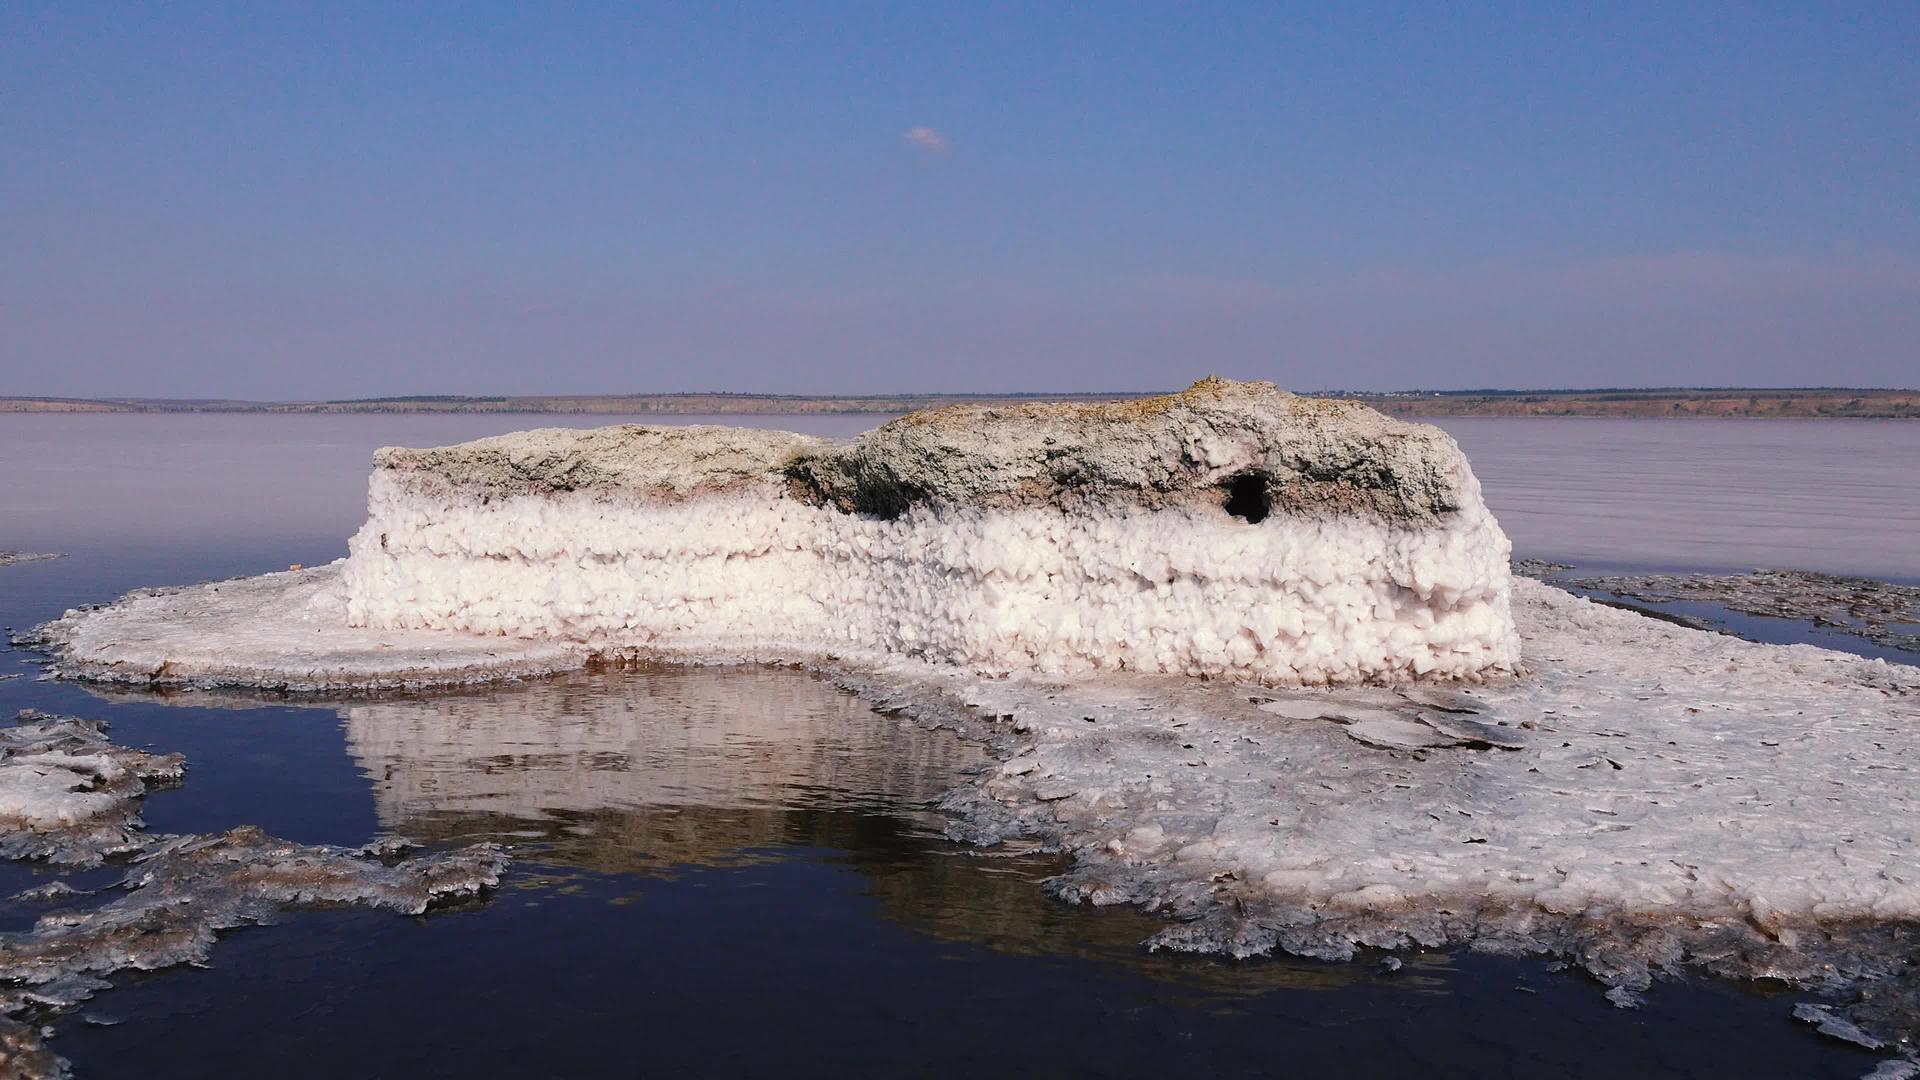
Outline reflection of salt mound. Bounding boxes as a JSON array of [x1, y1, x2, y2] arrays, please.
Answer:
[[342, 669, 980, 831], [335, 669, 1384, 998], [341, 378, 1517, 685], [340, 669, 986, 877]]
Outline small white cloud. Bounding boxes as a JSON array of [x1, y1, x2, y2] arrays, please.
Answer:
[[902, 126, 948, 154]]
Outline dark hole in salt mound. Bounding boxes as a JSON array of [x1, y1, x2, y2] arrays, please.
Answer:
[[1222, 473, 1270, 524]]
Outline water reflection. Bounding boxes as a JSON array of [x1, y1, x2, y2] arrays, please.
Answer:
[[328, 667, 1419, 997], [341, 669, 981, 869], [27, 649, 1877, 1076]]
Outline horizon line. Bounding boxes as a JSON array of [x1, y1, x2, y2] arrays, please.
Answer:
[[5, 384, 1919, 407]]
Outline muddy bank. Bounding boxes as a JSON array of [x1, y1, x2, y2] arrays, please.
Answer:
[[1562, 569, 1920, 657]]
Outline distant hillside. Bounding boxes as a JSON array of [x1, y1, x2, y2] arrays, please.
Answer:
[[3, 387, 1915, 418], [1359, 388, 1920, 419]]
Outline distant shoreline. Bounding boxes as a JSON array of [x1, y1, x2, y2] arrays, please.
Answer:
[[2, 387, 1915, 419]]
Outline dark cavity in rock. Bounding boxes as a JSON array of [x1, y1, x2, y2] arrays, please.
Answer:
[[1221, 472, 1271, 524]]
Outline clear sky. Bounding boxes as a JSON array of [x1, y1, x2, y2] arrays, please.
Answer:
[[3, 2, 1915, 398]]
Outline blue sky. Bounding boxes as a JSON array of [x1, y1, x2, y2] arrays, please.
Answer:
[[3, 2, 1915, 397]]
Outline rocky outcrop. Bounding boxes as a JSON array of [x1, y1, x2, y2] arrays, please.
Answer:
[[0, 553, 60, 569], [373, 423, 825, 502], [784, 377, 1465, 523]]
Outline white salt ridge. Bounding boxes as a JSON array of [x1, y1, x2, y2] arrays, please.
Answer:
[[33, 379, 1521, 689], [340, 480, 1516, 685], [336, 377, 1518, 685]]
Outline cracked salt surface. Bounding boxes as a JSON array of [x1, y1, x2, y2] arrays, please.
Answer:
[[838, 577, 1920, 1065]]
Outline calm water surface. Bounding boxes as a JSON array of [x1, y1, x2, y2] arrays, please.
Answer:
[[0, 413, 1912, 1077], [1432, 417, 1920, 580]]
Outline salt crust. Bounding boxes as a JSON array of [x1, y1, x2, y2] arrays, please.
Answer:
[[0, 710, 508, 1080], [0, 712, 184, 866], [845, 576, 1920, 1057], [894, 579, 1920, 951], [23, 567, 584, 692], [340, 485, 1517, 685]]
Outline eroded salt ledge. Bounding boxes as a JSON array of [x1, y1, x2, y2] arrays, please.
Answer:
[[18, 378, 1920, 1065]]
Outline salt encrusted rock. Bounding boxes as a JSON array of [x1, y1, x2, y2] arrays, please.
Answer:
[[373, 423, 826, 502], [33, 378, 1520, 687], [339, 378, 1517, 685], [785, 377, 1465, 524]]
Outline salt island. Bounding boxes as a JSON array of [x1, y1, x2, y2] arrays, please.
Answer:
[[19, 378, 1920, 1066], [36, 378, 1517, 688]]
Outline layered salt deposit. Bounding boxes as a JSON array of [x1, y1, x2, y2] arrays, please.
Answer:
[[338, 378, 1518, 685]]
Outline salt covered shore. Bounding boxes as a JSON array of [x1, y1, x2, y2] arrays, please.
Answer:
[[0, 712, 182, 866], [17, 378, 1920, 1062]]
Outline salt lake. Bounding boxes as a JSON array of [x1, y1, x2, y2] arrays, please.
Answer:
[[1, 412, 1913, 1077]]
